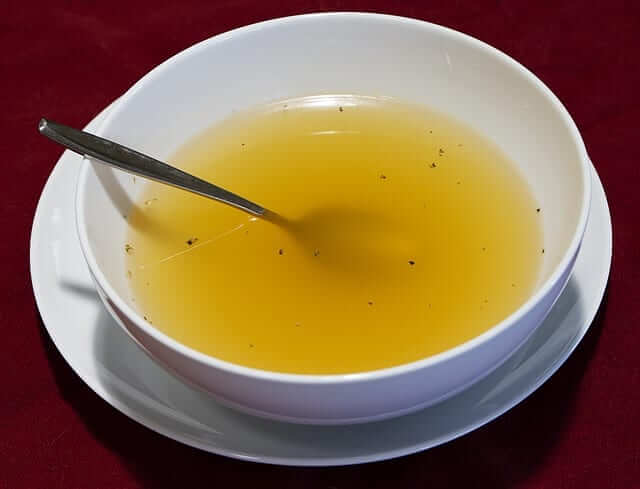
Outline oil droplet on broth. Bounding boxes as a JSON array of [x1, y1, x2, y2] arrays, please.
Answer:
[[125, 95, 543, 374]]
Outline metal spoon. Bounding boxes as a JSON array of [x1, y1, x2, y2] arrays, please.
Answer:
[[38, 118, 268, 217]]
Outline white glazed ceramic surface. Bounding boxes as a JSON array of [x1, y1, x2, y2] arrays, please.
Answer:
[[75, 13, 591, 424], [30, 113, 610, 464]]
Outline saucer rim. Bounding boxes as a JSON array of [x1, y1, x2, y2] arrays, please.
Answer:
[[30, 102, 612, 466]]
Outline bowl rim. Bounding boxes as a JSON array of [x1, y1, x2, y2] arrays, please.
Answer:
[[76, 11, 592, 385]]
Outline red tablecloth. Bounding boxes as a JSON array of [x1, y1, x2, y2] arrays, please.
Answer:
[[3, 1, 639, 487]]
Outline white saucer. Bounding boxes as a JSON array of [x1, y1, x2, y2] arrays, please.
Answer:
[[30, 103, 612, 466]]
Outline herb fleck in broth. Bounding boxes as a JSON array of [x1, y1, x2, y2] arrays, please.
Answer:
[[125, 95, 542, 374]]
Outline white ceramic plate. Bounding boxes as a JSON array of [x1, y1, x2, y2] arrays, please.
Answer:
[[31, 103, 611, 466]]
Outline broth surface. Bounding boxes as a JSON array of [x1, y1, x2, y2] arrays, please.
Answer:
[[125, 95, 542, 374]]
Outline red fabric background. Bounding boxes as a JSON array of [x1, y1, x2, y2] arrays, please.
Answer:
[[2, 1, 639, 487]]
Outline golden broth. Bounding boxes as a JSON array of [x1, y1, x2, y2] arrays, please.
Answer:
[[125, 95, 542, 374]]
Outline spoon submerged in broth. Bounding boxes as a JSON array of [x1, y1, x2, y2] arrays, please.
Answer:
[[38, 118, 411, 275], [38, 118, 275, 219]]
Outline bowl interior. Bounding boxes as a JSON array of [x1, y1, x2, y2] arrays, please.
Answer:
[[78, 14, 588, 344]]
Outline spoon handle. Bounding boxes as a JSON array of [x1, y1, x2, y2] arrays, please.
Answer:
[[38, 118, 265, 216]]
